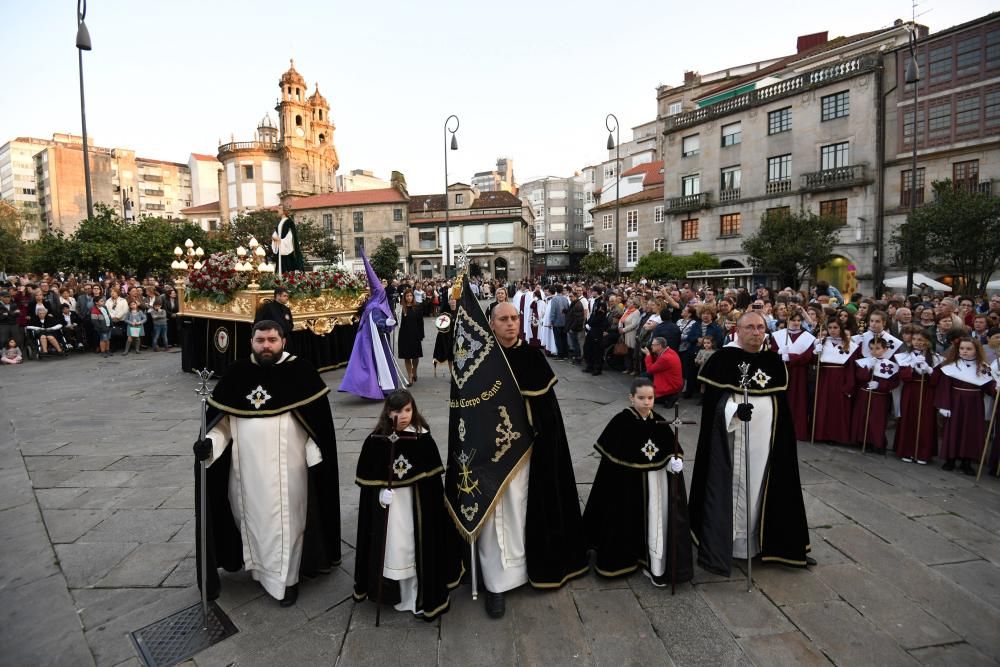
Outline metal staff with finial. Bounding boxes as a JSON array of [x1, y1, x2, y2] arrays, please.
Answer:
[[977, 366, 1000, 481], [861, 361, 876, 455], [737, 361, 753, 593], [666, 402, 695, 595], [194, 368, 215, 624]]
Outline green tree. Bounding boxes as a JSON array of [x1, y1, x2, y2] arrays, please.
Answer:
[[579, 251, 615, 278], [71, 204, 129, 276], [26, 230, 76, 275], [370, 237, 400, 279], [225, 210, 281, 252], [632, 251, 719, 281], [742, 209, 842, 288], [124, 216, 220, 277], [892, 179, 1000, 295], [0, 202, 27, 273], [311, 236, 345, 264]]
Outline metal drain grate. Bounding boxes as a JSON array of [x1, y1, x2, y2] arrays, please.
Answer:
[[129, 601, 238, 667]]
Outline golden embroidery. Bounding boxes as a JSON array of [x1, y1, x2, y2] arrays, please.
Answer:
[[491, 406, 522, 463]]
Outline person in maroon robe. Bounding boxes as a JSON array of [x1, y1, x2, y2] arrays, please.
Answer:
[[770, 311, 815, 441], [893, 328, 941, 464], [849, 337, 899, 454], [811, 319, 857, 445], [850, 311, 902, 361], [934, 336, 997, 475]]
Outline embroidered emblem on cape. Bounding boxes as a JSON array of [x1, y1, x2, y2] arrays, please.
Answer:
[[640, 438, 659, 461], [455, 449, 481, 495], [458, 417, 467, 442], [452, 309, 493, 389], [879, 362, 895, 375], [246, 385, 272, 409], [460, 503, 479, 521], [752, 369, 771, 388], [492, 405, 522, 463], [213, 327, 230, 353], [392, 454, 413, 479]]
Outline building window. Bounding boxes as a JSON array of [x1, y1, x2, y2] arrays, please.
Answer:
[[295, 114, 303, 127], [585, 191, 593, 204], [550, 239, 565, 249], [903, 108, 926, 142], [604, 164, 617, 180], [927, 102, 952, 140], [681, 218, 699, 241], [721, 122, 742, 147], [394, 234, 404, 247], [766, 206, 790, 221], [393, 208, 403, 221], [682, 134, 700, 157], [573, 223, 583, 232], [767, 154, 792, 188], [626, 240, 638, 265], [626, 210, 638, 235], [900, 168, 926, 207], [352, 211, 364, 232], [987, 29, 1000, 69], [654, 206, 663, 223], [681, 174, 700, 196], [819, 199, 848, 225], [955, 94, 981, 135], [667, 101, 683, 116], [534, 238, 545, 250], [953, 159, 979, 191], [455, 193, 463, 205], [956, 36, 981, 78], [820, 91, 850, 121], [768, 107, 792, 134], [602, 214, 613, 230], [353, 237, 365, 256], [653, 238, 665, 252], [322, 213, 333, 233], [419, 230, 436, 249], [243, 165, 254, 179], [719, 213, 741, 237], [820, 142, 850, 170], [602, 243, 614, 257], [720, 165, 741, 192], [928, 45, 952, 84]]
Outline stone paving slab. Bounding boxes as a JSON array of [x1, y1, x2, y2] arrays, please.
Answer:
[[575, 588, 674, 665], [737, 630, 830, 667], [783, 600, 918, 666], [697, 580, 794, 638]]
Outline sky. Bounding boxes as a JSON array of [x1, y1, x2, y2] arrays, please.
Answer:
[[1, 0, 995, 196]]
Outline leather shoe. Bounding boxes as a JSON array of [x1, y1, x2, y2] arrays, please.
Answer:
[[279, 583, 299, 607], [806, 556, 817, 566], [484, 590, 505, 618]]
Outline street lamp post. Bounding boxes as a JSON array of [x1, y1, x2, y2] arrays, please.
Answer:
[[605, 114, 620, 281], [904, 26, 921, 297], [76, 0, 94, 221], [443, 115, 459, 278]]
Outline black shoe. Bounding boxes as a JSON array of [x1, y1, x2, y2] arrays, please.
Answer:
[[279, 584, 299, 607], [942, 459, 956, 471], [806, 556, 817, 566], [960, 461, 975, 476], [591, 370, 602, 376], [484, 590, 505, 619]]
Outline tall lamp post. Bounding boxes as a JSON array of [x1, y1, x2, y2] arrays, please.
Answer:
[[605, 114, 620, 281], [76, 0, 94, 220], [904, 26, 921, 297], [443, 115, 459, 278]]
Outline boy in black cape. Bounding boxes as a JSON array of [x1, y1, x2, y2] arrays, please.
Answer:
[[584, 378, 693, 586], [353, 390, 464, 620]]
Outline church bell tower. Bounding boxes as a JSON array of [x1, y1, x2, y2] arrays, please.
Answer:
[[276, 60, 339, 202]]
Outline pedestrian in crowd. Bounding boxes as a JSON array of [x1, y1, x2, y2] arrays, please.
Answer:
[[2, 338, 23, 365], [27, 306, 66, 357], [0, 291, 23, 356], [485, 287, 508, 321], [935, 336, 997, 475], [850, 337, 899, 454], [432, 296, 457, 377], [59, 303, 83, 350], [618, 297, 641, 374], [149, 300, 169, 351], [583, 295, 608, 376], [770, 310, 816, 441], [642, 337, 683, 406], [566, 288, 586, 364], [90, 295, 112, 358], [397, 289, 424, 385], [549, 284, 570, 361], [893, 328, 941, 464], [122, 300, 147, 356], [811, 318, 858, 445]]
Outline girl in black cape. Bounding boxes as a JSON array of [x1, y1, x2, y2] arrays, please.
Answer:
[[583, 378, 693, 587], [397, 289, 424, 384], [353, 390, 464, 620], [432, 296, 457, 376]]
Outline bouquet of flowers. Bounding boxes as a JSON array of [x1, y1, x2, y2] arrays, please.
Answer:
[[184, 252, 249, 303], [260, 269, 366, 299]]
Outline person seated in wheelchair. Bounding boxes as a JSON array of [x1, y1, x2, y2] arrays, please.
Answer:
[[59, 303, 84, 350], [26, 306, 67, 357]]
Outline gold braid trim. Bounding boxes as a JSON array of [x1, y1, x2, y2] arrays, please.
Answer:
[[355, 466, 445, 487], [520, 374, 558, 397], [207, 386, 330, 417], [698, 376, 788, 393], [528, 563, 590, 589], [593, 442, 673, 470]]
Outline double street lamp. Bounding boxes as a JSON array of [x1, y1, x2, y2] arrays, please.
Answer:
[[76, 0, 94, 220], [443, 115, 459, 278], [605, 114, 621, 281]]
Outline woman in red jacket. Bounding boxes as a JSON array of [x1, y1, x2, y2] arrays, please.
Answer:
[[642, 336, 683, 405]]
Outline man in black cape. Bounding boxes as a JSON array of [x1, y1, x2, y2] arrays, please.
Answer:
[[193, 320, 340, 606], [583, 391, 693, 586], [271, 207, 305, 274], [478, 302, 588, 617], [255, 287, 294, 338], [352, 427, 464, 620], [688, 311, 812, 576]]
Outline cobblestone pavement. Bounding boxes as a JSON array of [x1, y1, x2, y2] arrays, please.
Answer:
[[2, 335, 1000, 666]]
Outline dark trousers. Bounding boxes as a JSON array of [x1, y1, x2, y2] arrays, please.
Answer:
[[584, 332, 603, 371], [553, 325, 568, 358]]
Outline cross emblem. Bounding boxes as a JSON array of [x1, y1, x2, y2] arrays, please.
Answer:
[[879, 362, 894, 375], [246, 385, 272, 409], [640, 438, 660, 461], [392, 454, 413, 479]]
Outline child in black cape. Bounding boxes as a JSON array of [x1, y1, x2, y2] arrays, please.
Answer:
[[583, 378, 693, 587], [353, 390, 464, 619]]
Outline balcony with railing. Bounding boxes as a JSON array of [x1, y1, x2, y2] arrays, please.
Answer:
[[218, 140, 281, 153], [719, 188, 741, 203], [144, 188, 165, 197], [952, 180, 994, 196], [141, 174, 163, 183], [665, 192, 710, 213], [800, 164, 868, 192], [144, 203, 166, 211], [765, 179, 792, 195]]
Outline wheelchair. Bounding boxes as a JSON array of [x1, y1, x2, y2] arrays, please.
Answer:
[[24, 327, 68, 360]]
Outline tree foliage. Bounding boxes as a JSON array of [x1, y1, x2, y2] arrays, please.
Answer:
[[892, 179, 1000, 295], [632, 251, 719, 281], [370, 237, 401, 279], [0, 201, 27, 274], [579, 251, 616, 278], [742, 209, 842, 288]]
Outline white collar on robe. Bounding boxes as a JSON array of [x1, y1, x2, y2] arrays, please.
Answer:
[[772, 328, 815, 355], [856, 355, 899, 378], [895, 350, 941, 369], [401, 424, 428, 434], [816, 337, 858, 364], [250, 350, 291, 365], [939, 360, 993, 386], [853, 330, 902, 357]]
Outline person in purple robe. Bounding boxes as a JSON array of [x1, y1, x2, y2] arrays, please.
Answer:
[[339, 253, 403, 400]]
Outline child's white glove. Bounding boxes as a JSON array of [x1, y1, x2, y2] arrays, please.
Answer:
[[867, 381, 879, 390], [781, 352, 790, 362], [379, 489, 394, 507], [666, 456, 683, 474], [938, 409, 951, 418]]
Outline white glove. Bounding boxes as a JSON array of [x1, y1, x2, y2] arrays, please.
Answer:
[[585, 324, 591, 331], [781, 353, 790, 362], [938, 409, 951, 418], [379, 488, 394, 507], [385, 317, 397, 326], [666, 456, 683, 474], [867, 381, 879, 390]]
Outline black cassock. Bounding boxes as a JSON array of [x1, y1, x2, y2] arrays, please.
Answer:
[[584, 408, 693, 584], [689, 346, 809, 576], [353, 431, 464, 620], [503, 340, 589, 587], [194, 355, 341, 600]]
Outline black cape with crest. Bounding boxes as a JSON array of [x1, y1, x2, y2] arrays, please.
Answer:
[[352, 430, 464, 620], [194, 354, 341, 600], [583, 408, 693, 583], [689, 346, 809, 575], [502, 339, 589, 588]]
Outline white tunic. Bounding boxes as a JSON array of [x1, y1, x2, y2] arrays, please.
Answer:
[[645, 468, 672, 577], [379, 425, 426, 613], [477, 461, 531, 593], [725, 394, 771, 559]]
